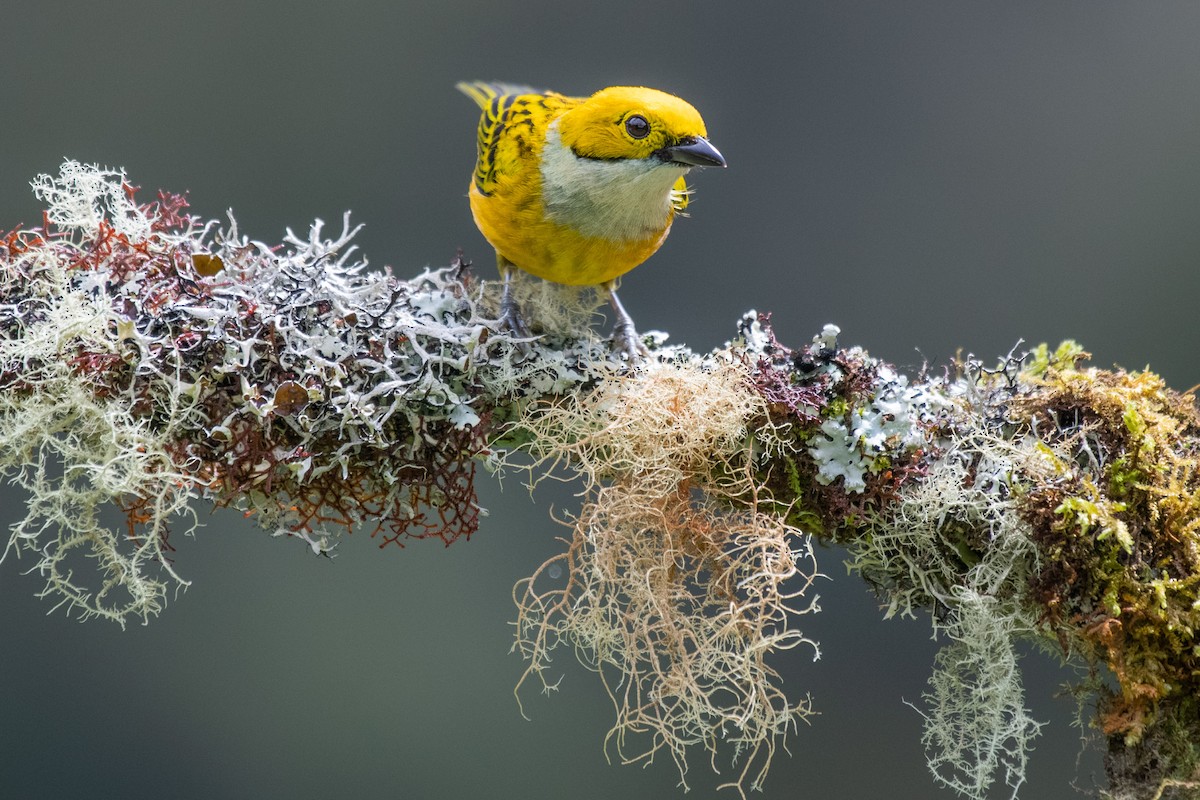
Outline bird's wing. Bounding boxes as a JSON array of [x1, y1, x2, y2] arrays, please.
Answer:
[[456, 81, 577, 197]]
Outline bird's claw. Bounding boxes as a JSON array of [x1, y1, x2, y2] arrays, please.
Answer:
[[611, 321, 650, 362], [499, 304, 532, 339], [497, 297, 534, 355]]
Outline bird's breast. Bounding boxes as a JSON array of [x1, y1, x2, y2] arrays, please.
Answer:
[[538, 121, 685, 243]]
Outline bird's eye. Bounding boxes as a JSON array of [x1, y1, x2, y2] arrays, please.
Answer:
[[624, 114, 650, 139]]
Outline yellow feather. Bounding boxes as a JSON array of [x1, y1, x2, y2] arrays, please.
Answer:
[[671, 176, 691, 214]]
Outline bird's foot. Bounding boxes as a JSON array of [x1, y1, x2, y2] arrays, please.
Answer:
[[498, 297, 533, 341], [610, 319, 650, 362]]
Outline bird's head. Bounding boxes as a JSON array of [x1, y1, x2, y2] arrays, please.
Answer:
[[556, 86, 726, 169]]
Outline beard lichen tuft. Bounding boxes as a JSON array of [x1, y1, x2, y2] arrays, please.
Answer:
[[512, 358, 821, 796]]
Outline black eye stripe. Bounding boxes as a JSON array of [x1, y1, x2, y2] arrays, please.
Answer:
[[624, 114, 650, 140]]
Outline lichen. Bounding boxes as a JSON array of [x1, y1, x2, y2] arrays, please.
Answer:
[[0, 161, 611, 620], [6, 163, 1200, 800], [850, 433, 1050, 799], [512, 357, 820, 797]]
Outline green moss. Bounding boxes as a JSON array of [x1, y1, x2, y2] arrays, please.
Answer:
[[822, 395, 850, 420], [1017, 351, 1200, 746], [1056, 492, 1132, 554], [1024, 339, 1087, 378]]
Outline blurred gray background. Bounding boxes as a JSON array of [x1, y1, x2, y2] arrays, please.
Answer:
[[3, 2, 1199, 798]]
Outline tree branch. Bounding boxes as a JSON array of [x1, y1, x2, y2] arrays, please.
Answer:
[[3, 161, 1198, 800]]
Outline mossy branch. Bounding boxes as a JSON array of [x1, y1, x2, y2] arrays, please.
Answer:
[[4, 161, 1200, 799]]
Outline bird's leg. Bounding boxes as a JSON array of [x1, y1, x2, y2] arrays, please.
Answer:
[[496, 255, 531, 339], [603, 280, 649, 360]]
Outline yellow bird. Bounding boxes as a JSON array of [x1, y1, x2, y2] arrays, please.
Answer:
[[457, 81, 726, 357]]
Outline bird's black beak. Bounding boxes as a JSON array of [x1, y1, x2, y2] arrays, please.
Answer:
[[656, 136, 727, 168]]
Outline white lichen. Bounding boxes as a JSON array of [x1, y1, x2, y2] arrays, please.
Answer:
[[0, 161, 617, 618]]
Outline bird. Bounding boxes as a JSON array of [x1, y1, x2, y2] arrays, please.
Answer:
[[457, 81, 726, 358]]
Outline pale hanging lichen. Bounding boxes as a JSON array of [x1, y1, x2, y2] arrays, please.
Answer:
[[0, 164, 204, 623], [917, 590, 1045, 800], [851, 434, 1053, 799]]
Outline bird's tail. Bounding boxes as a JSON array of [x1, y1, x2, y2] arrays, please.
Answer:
[[455, 80, 547, 108]]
